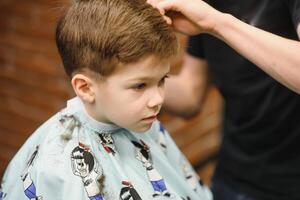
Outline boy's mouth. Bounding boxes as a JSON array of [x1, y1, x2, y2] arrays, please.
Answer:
[[142, 115, 157, 121]]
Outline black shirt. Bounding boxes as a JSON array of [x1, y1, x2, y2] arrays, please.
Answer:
[[187, 0, 300, 199]]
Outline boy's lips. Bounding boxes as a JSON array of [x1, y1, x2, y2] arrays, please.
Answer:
[[142, 115, 157, 121]]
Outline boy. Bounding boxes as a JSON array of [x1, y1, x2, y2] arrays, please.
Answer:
[[0, 0, 212, 199]]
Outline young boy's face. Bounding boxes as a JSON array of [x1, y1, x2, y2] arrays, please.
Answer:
[[90, 56, 170, 133]]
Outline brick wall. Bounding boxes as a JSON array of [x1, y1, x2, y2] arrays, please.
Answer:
[[0, 0, 222, 185], [0, 0, 73, 177]]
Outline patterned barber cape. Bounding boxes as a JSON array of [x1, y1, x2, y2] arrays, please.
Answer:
[[0, 97, 212, 200]]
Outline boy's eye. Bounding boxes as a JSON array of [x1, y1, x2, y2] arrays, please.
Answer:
[[159, 75, 169, 86], [133, 83, 147, 90]]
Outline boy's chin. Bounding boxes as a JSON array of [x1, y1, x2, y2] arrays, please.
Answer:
[[128, 123, 153, 133]]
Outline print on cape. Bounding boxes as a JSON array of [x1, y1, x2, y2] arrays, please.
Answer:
[[157, 123, 167, 153], [21, 145, 43, 200], [71, 142, 105, 200], [98, 134, 116, 155], [0, 185, 6, 200], [132, 139, 172, 199], [119, 181, 142, 200]]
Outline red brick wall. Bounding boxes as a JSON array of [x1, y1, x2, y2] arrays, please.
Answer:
[[0, 0, 73, 177], [0, 0, 222, 185]]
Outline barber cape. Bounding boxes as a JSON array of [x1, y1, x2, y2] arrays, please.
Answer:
[[0, 97, 212, 200]]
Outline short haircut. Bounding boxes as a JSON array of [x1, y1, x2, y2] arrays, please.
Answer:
[[56, 0, 179, 77]]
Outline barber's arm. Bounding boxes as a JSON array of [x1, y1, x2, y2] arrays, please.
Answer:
[[163, 53, 210, 119], [214, 16, 300, 94], [148, 0, 300, 94]]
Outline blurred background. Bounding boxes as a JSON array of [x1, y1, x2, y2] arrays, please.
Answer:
[[0, 0, 222, 186]]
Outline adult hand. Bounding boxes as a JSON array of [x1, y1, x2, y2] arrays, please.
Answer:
[[147, 0, 223, 35]]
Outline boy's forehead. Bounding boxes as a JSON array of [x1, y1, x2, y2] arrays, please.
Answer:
[[113, 56, 170, 79]]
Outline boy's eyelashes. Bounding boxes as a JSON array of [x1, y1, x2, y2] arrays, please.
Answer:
[[133, 83, 147, 90], [131, 75, 170, 90], [159, 74, 169, 86]]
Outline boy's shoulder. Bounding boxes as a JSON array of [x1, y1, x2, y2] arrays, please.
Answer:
[[5, 99, 82, 171], [0, 105, 77, 194], [20, 106, 69, 150], [25, 97, 83, 147]]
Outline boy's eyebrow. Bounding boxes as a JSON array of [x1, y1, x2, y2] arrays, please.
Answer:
[[127, 76, 152, 81], [126, 72, 170, 82]]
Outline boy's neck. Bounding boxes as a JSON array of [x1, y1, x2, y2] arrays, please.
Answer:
[[81, 98, 113, 125]]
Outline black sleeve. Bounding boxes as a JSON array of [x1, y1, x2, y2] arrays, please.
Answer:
[[286, 0, 300, 29], [186, 34, 206, 59]]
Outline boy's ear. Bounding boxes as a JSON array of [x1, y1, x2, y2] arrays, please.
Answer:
[[71, 74, 95, 103]]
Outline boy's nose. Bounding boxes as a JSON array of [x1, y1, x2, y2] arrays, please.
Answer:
[[147, 87, 164, 108]]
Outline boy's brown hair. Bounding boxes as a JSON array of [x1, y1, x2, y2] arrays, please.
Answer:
[[56, 0, 178, 77]]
